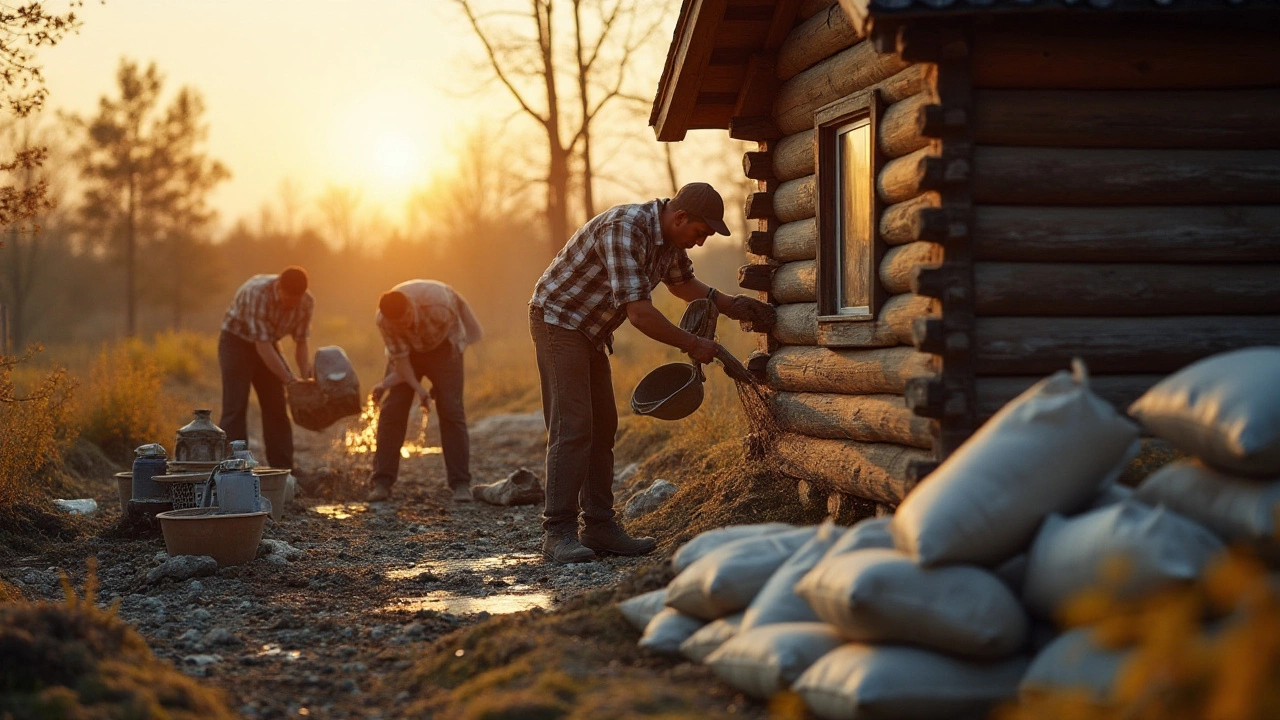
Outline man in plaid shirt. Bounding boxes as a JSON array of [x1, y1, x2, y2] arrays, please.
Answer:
[[366, 279, 484, 503], [530, 182, 776, 563], [219, 266, 314, 470]]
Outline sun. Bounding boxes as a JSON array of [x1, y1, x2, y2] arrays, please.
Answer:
[[375, 132, 420, 184]]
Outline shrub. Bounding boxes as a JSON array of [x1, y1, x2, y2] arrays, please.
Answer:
[[0, 348, 77, 508], [75, 344, 168, 463], [129, 330, 217, 386]]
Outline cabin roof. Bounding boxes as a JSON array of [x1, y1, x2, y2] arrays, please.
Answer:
[[649, 0, 1278, 141]]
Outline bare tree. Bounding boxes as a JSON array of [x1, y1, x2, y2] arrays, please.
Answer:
[[453, 0, 668, 250], [315, 183, 363, 251]]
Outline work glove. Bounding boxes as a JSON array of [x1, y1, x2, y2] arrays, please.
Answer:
[[725, 294, 776, 333]]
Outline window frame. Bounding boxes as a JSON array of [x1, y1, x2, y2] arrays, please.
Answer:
[[814, 89, 885, 324]]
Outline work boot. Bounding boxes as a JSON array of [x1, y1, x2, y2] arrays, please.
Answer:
[[579, 521, 656, 557], [542, 533, 596, 564], [366, 482, 392, 502], [452, 485, 473, 504]]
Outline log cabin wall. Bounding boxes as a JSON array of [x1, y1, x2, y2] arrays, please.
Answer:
[[903, 12, 1280, 473], [737, 1, 942, 509]]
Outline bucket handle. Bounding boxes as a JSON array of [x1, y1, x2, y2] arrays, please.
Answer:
[[632, 362, 702, 415]]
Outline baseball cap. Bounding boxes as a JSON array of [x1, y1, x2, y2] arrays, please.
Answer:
[[670, 182, 731, 236]]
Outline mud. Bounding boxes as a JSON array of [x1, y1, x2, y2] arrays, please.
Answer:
[[1, 411, 657, 719]]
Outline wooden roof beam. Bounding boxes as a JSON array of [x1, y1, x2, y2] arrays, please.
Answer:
[[653, 0, 729, 142]]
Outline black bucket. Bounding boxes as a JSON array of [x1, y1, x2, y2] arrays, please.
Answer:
[[631, 362, 704, 421]]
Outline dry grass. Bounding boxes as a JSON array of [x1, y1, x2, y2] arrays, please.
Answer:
[[0, 560, 236, 719]]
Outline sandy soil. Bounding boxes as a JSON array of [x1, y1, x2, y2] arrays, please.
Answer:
[[1, 412, 664, 719]]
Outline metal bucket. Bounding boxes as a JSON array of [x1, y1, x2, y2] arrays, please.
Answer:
[[631, 362, 704, 421]]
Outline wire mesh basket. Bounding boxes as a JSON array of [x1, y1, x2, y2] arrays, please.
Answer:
[[153, 473, 209, 511]]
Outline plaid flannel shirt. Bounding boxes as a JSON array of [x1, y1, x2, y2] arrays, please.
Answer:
[[530, 200, 694, 349], [221, 274, 313, 344], [376, 280, 483, 359]]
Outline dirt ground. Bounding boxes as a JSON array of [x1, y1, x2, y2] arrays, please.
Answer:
[[1, 411, 757, 719]]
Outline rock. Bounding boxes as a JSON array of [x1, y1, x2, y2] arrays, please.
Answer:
[[613, 462, 640, 488], [179, 628, 202, 643], [472, 468, 545, 507], [184, 654, 222, 666], [205, 627, 236, 646], [369, 625, 389, 640], [187, 580, 205, 595], [262, 554, 290, 567], [146, 555, 218, 584], [402, 623, 425, 639], [258, 539, 306, 561], [623, 479, 677, 519], [469, 413, 546, 449], [190, 608, 213, 624], [341, 678, 361, 694]]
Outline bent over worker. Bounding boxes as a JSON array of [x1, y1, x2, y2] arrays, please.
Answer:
[[529, 182, 776, 564], [219, 266, 314, 470], [367, 279, 484, 503]]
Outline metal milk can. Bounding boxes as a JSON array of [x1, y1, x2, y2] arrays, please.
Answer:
[[130, 443, 170, 501], [201, 458, 266, 515], [174, 409, 228, 462]]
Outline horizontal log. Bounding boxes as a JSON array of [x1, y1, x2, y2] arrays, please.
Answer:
[[971, 20, 1280, 90], [773, 130, 815, 183], [746, 230, 773, 257], [743, 151, 774, 180], [876, 146, 969, 205], [971, 206, 1280, 263], [774, 293, 934, 347], [738, 263, 775, 292], [972, 148, 1280, 205], [772, 433, 927, 505], [973, 316, 1280, 375], [879, 192, 942, 246], [777, 1, 862, 81], [974, 263, 1280, 316], [774, 46, 920, 135], [766, 345, 936, 394], [772, 392, 933, 448], [773, 260, 816, 304], [880, 242, 944, 295], [879, 93, 934, 159], [745, 192, 773, 219], [796, 0, 833, 21], [773, 218, 817, 262], [974, 375, 1163, 420], [730, 115, 781, 142], [973, 89, 1280, 149], [775, 174, 816, 223]]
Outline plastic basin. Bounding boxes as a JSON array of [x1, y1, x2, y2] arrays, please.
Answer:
[[631, 362, 704, 421], [114, 472, 132, 512], [254, 468, 290, 521], [157, 507, 268, 566]]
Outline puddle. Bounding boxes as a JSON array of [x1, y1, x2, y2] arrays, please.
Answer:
[[384, 592, 554, 615], [312, 504, 368, 520], [386, 552, 540, 580], [256, 643, 302, 661]]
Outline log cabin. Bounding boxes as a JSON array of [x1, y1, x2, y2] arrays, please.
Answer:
[[649, 0, 1280, 511]]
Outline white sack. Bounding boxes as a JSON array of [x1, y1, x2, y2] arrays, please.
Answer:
[[618, 588, 667, 632], [1135, 458, 1280, 545], [1023, 500, 1225, 618], [1129, 347, 1280, 477], [704, 622, 844, 699], [793, 643, 1029, 720], [672, 523, 798, 573], [1020, 627, 1130, 704], [666, 527, 817, 620], [795, 548, 1027, 659], [891, 361, 1140, 567], [741, 520, 845, 631], [638, 607, 705, 655], [823, 517, 895, 558], [679, 612, 743, 663]]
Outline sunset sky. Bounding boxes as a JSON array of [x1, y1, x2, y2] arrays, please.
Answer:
[[38, 0, 691, 232]]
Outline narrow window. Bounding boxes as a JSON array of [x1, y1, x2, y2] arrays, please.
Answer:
[[815, 90, 882, 327]]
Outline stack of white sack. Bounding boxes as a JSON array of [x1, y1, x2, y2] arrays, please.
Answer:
[[616, 350, 1280, 718]]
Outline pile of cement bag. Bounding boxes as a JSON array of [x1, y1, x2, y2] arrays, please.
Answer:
[[619, 348, 1280, 719]]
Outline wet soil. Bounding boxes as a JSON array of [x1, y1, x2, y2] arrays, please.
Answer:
[[1, 412, 659, 719]]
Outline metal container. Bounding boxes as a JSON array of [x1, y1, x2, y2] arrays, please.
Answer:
[[201, 458, 266, 515], [130, 443, 170, 501], [174, 409, 228, 462], [631, 362, 705, 421]]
